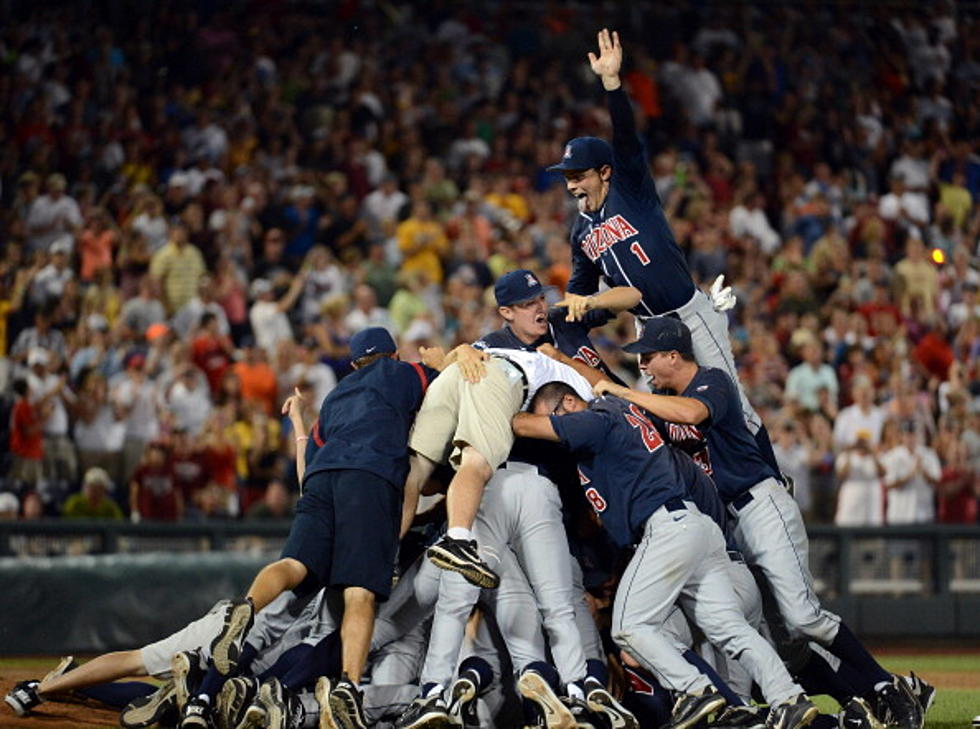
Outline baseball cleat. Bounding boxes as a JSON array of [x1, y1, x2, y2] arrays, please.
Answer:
[[668, 685, 726, 729], [120, 680, 179, 729], [329, 673, 368, 729], [584, 679, 639, 729], [766, 694, 818, 729], [253, 678, 302, 729], [874, 675, 923, 729], [713, 704, 768, 729], [395, 692, 452, 729], [211, 598, 255, 675], [838, 697, 885, 729], [5, 680, 42, 716], [447, 670, 480, 728], [316, 677, 340, 729], [427, 536, 500, 589], [217, 675, 260, 729], [517, 669, 576, 729], [240, 697, 267, 729], [905, 672, 935, 716], [179, 695, 217, 729], [172, 650, 204, 713]]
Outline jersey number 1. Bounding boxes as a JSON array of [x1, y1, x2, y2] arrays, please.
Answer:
[[623, 404, 664, 453], [630, 242, 650, 266]]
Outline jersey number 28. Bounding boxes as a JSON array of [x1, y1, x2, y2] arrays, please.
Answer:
[[623, 404, 664, 453]]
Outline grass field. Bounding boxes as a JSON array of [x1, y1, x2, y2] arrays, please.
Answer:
[[1, 652, 978, 728]]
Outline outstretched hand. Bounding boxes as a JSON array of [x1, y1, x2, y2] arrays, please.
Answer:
[[588, 28, 622, 80], [557, 293, 592, 322]]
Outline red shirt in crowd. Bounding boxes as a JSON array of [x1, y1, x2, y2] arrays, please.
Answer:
[[10, 396, 43, 460], [132, 463, 180, 522]]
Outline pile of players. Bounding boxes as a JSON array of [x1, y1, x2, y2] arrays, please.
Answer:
[[5, 30, 935, 729]]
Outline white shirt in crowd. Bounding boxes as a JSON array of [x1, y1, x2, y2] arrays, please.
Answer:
[[131, 212, 170, 252], [729, 204, 780, 255], [834, 450, 884, 526], [285, 362, 337, 412], [74, 405, 126, 453], [27, 371, 72, 437], [881, 444, 940, 524], [249, 300, 295, 356], [25, 194, 82, 253], [833, 403, 887, 450], [110, 376, 160, 443], [165, 376, 213, 436]]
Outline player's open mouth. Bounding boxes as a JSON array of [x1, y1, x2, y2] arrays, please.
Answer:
[[534, 313, 546, 325], [574, 192, 589, 211]]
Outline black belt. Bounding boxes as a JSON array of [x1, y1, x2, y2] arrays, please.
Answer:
[[727, 549, 745, 563], [664, 497, 686, 513], [727, 490, 754, 515], [493, 356, 530, 405]]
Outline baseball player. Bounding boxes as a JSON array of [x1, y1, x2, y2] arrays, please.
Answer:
[[594, 318, 924, 729], [513, 383, 818, 729], [552, 28, 782, 476], [204, 327, 449, 729]]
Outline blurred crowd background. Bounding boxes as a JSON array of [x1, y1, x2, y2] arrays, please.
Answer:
[[0, 0, 977, 528]]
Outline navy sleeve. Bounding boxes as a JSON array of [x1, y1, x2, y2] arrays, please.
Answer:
[[551, 410, 609, 454], [568, 226, 602, 296], [608, 88, 660, 206], [685, 370, 733, 426], [580, 307, 614, 329]]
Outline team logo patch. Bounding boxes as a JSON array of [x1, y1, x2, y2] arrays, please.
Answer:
[[563, 144, 572, 159], [525, 273, 536, 288]]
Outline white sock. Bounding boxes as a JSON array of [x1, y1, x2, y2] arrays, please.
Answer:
[[567, 683, 584, 701], [874, 680, 890, 692], [447, 527, 472, 541], [196, 693, 210, 704]]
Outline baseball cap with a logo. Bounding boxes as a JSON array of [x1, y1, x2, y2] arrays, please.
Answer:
[[350, 327, 397, 360], [622, 317, 694, 356], [548, 137, 613, 171], [495, 269, 547, 307]]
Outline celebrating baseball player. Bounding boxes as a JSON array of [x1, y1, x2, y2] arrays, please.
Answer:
[[594, 317, 925, 729], [552, 28, 781, 477]]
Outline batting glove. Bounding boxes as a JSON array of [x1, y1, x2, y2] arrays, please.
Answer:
[[709, 275, 736, 312]]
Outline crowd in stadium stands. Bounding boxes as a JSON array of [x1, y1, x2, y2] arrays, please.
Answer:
[[0, 1, 976, 527]]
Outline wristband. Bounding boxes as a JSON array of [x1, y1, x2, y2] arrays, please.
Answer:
[[296, 436, 309, 443]]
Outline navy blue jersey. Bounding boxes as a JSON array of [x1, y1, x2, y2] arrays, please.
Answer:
[[566, 88, 695, 316], [304, 358, 439, 487], [549, 395, 693, 547], [653, 367, 778, 502]]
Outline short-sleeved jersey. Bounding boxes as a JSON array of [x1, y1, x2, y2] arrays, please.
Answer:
[[651, 367, 778, 502], [550, 395, 693, 547], [567, 88, 695, 316], [304, 357, 438, 487]]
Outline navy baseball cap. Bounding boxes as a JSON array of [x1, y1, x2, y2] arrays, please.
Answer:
[[622, 318, 694, 356], [495, 269, 546, 307], [350, 327, 396, 360], [548, 137, 613, 171]]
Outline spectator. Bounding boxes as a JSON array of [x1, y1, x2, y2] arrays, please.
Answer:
[[172, 275, 231, 340], [8, 379, 43, 490], [62, 467, 124, 520], [245, 479, 294, 520], [72, 371, 126, 492], [344, 283, 394, 334], [163, 364, 213, 437], [111, 350, 160, 485], [26, 348, 76, 489], [248, 271, 308, 357], [833, 376, 887, 451], [396, 200, 449, 285], [231, 339, 278, 417], [10, 303, 67, 367], [78, 208, 116, 283], [894, 236, 939, 318], [785, 339, 839, 414], [24, 173, 82, 255], [128, 195, 169, 253], [118, 275, 166, 339], [149, 223, 206, 315], [29, 237, 75, 309], [834, 429, 886, 526], [0, 492, 19, 520], [772, 420, 814, 519], [129, 441, 181, 522], [283, 341, 337, 412], [881, 421, 940, 525], [189, 312, 233, 397]]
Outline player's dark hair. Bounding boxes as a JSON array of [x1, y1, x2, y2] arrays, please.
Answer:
[[529, 380, 582, 414], [679, 352, 696, 363], [352, 352, 394, 369]]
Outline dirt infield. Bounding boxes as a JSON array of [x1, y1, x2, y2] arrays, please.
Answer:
[[0, 667, 151, 728]]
